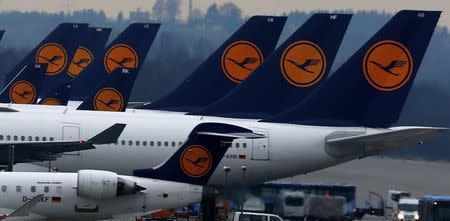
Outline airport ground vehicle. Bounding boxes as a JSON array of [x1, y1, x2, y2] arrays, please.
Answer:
[[227, 211, 283, 221], [273, 191, 305, 219], [304, 195, 346, 221], [419, 195, 450, 221], [395, 198, 419, 221], [386, 190, 412, 221]]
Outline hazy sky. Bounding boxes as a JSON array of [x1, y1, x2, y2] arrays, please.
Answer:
[[0, 0, 448, 27]]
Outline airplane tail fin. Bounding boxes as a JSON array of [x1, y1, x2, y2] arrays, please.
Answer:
[[71, 23, 160, 100], [38, 83, 71, 105], [0, 63, 47, 104], [133, 123, 262, 186], [2, 23, 88, 98], [264, 10, 441, 127], [193, 13, 352, 118], [76, 68, 137, 112], [139, 16, 287, 112], [39, 27, 112, 105]]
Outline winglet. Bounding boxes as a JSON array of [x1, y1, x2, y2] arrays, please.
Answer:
[[8, 194, 44, 217], [87, 123, 126, 144]]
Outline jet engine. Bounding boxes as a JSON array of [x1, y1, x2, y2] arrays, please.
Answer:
[[77, 170, 145, 200]]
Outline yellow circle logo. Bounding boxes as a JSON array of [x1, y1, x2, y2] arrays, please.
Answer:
[[41, 98, 61, 105], [9, 80, 36, 104], [180, 145, 212, 178], [68, 46, 93, 77], [93, 87, 124, 111], [221, 41, 263, 83], [104, 44, 138, 74], [35, 43, 68, 75], [280, 41, 327, 87], [363, 40, 413, 91]]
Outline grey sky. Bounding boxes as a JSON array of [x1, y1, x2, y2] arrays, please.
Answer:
[[0, 0, 447, 27]]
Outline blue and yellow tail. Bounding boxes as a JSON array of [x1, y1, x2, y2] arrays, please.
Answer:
[[70, 23, 160, 100], [133, 123, 260, 186], [139, 16, 287, 112], [76, 68, 137, 112], [3, 23, 88, 99], [265, 10, 441, 128], [193, 13, 352, 118], [39, 27, 112, 105], [0, 63, 47, 104]]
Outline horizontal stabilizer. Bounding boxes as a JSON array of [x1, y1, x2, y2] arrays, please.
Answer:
[[8, 194, 44, 217], [325, 127, 448, 158]]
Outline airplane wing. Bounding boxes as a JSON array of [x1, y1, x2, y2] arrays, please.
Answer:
[[0, 123, 126, 164], [325, 126, 448, 158], [7, 194, 44, 217]]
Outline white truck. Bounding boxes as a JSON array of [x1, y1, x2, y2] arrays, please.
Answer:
[[227, 211, 283, 221], [395, 198, 419, 221], [386, 190, 412, 221], [273, 190, 305, 219]]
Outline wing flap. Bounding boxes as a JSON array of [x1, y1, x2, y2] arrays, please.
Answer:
[[325, 127, 448, 158]]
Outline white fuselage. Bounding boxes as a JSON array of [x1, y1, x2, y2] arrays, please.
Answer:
[[0, 104, 386, 185], [0, 172, 202, 221]]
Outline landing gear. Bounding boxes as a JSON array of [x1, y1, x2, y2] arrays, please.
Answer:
[[202, 186, 216, 221]]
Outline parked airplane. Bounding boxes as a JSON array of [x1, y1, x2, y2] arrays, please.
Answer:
[[0, 11, 445, 188], [0, 123, 258, 220]]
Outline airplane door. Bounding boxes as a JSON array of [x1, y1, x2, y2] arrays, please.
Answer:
[[252, 131, 269, 160], [62, 126, 79, 141]]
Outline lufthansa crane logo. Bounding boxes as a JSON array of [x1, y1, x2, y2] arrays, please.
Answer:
[[9, 80, 36, 104], [41, 98, 61, 105], [363, 40, 413, 91], [93, 87, 124, 111], [280, 41, 326, 87], [221, 41, 263, 83], [35, 43, 68, 75], [68, 46, 94, 77], [104, 44, 138, 74], [180, 145, 212, 178]]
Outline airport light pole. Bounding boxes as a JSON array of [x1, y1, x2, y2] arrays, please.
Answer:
[[240, 165, 247, 215]]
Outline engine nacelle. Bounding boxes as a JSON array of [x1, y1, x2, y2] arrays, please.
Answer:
[[77, 170, 145, 200]]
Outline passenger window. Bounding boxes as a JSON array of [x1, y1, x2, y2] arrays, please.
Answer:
[[31, 186, 36, 193], [121, 140, 125, 145], [35, 137, 39, 141], [157, 141, 161, 147], [136, 141, 140, 146], [44, 186, 49, 193], [0, 135, 3, 140], [128, 141, 133, 146], [236, 143, 240, 148], [243, 143, 247, 148], [16, 186, 21, 192], [56, 186, 62, 194], [150, 141, 154, 146], [13, 136, 18, 141], [143, 141, 147, 146], [28, 136, 32, 141], [171, 142, 175, 147], [42, 137, 47, 141], [164, 141, 168, 147], [1, 186, 6, 192], [21, 136, 25, 141], [6, 135, 10, 141], [179, 142, 183, 146], [49, 137, 54, 141]]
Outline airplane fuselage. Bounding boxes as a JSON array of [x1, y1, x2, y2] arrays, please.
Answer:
[[0, 105, 387, 185]]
